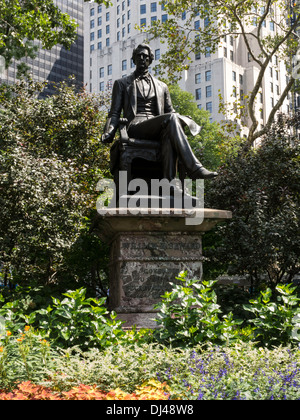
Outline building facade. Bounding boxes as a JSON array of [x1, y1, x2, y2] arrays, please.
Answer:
[[84, 0, 294, 137], [1, 0, 84, 98]]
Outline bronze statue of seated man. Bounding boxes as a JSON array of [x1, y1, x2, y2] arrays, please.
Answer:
[[101, 43, 218, 181]]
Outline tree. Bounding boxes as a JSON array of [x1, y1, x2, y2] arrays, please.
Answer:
[[0, 0, 78, 75], [206, 112, 300, 289], [0, 78, 110, 294], [140, 0, 300, 149]]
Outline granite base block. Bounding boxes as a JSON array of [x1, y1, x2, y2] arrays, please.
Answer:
[[95, 209, 232, 328]]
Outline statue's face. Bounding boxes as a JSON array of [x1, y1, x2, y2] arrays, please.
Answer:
[[135, 48, 151, 72]]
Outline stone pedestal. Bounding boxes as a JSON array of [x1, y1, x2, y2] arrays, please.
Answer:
[[95, 208, 232, 328]]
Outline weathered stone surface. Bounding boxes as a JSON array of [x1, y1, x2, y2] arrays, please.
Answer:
[[95, 209, 232, 328], [108, 231, 203, 313]]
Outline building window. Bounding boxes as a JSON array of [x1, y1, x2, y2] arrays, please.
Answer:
[[90, 8, 95, 16], [99, 67, 104, 78], [140, 18, 146, 26], [98, 16, 102, 26], [155, 49, 160, 60], [162, 14, 168, 22], [205, 70, 212, 81], [151, 16, 157, 25], [206, 102, 213, 113], [98, 29, 102, 38], [224, 47, 227, 58], [90, 32, 95, 42], [232, 71, 236, 81], [270, 21, 275, 31], [196, 88, 201, 100], [98, 42, 102, 50], [194, 20, 200, 30], [206, 85, 212, 98], [122, 60, 127, 71], [205, 47, 211, 57], [90, 20, 95, 29], [140, 4, 146, 14], [239, 74, 243, 84], [230, 50, 234, 61], [195, 73, 201, 84], [151, 2, 157, 12], [100, 81, 104, 91], [108, 64, 112, 75], [90, 45, 95, 52], [106, 12, 110, 21]]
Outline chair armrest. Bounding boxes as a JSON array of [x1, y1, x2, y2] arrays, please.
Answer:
[[118, 118, 129, 142]]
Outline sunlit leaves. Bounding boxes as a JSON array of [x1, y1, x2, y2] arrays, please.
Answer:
[[0, 0, 78, 74]]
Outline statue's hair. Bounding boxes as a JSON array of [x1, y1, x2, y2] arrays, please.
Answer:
[[132, 44, 154, 64]]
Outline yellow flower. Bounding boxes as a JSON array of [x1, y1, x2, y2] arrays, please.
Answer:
[[6, 331, 12, 336], [24, 326, 30, 332], [0, 347, 3, 352]]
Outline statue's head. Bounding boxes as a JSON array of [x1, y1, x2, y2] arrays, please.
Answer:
[[132, 44, 154, 66]]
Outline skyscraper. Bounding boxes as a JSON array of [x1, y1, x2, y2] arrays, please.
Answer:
[[1, 0, 84, 98], [84, 0, 292, 138]]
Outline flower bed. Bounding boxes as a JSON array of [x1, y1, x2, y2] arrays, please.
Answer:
[[0, 380, 170, 400]]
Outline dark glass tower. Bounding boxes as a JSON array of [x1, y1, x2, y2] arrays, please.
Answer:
[[1, 0, 84, 97]]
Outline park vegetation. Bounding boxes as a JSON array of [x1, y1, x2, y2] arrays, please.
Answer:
[[0, 0, 299, 400]]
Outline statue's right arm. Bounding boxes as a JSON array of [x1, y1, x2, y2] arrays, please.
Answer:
[[101, 80, 124, 143]]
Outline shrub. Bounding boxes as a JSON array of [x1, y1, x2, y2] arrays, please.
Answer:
[[243, 283, 300, 348], [36, 288, 125, 350], [0, 326, 57, 390], [0, 288, 126, 351], [154, 272, 245, 347]]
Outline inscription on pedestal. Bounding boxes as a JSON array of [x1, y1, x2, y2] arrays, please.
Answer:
[[109, 232, 203, 312]]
